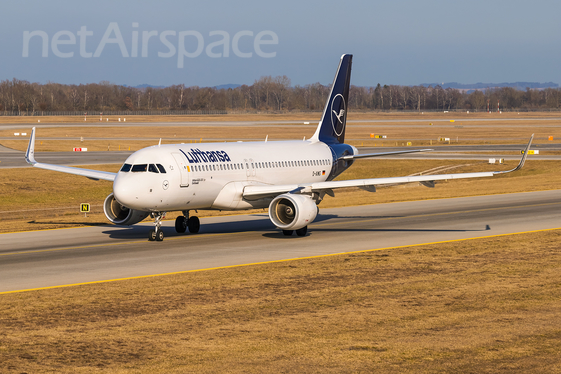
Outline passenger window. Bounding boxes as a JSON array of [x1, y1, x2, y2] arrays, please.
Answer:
[[156, 164, 166, 173], [120, 163, 132, 172], [131, 164, 147, 172]]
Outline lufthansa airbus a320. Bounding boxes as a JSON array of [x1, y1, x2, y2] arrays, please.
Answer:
[[25, 54, 534, 241]]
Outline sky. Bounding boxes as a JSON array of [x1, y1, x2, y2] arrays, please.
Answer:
[[1, 0, 560, 88]]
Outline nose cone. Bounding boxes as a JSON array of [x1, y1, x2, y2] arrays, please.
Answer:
[[113, 173, 138, 208]]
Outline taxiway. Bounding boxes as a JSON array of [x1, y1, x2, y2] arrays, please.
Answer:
[[1, 190, 559, 293]]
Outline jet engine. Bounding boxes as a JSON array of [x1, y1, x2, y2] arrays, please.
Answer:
[[268, 194, 318, 230], [103, 193, 150, 225]]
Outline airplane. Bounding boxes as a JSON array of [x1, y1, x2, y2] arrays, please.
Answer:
[[25, 54, 534, 241]]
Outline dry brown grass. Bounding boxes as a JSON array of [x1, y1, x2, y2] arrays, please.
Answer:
[[2, 111, 559, 152], [2, 113, 560, 372], [1, 110, 561, 124], [1, 229, 560, 372]]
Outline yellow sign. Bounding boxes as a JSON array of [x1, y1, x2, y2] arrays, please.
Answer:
[[80, 203, 90, 213]]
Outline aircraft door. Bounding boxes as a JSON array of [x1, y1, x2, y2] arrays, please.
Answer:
[[250, 158, 256, 177], [244, 159, 250, 177], [172, 152, 190, 187]]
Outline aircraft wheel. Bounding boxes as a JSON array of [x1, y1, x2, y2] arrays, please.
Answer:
[[282, 230, 293, 236], [188, 216, 200, 233], [148, 229, 157, 241], [175, 216, 187, 233], [156, 230, 165, 241], [295, 226, 308, 237]]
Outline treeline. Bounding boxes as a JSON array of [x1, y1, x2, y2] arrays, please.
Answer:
[[1, 76, 560, 115]]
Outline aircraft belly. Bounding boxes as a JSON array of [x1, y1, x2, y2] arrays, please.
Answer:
[[164, 179, 221, 211]]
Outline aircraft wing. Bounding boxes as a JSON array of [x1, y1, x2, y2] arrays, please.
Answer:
[[25, 127, 117, 182], [243, 135, 534, 200]]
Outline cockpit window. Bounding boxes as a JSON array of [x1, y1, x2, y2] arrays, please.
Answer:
[[131, 164, 148, 172], [120, 163, 132, 172], [156, 164, 166, 173], [148, 164, 159, 173]]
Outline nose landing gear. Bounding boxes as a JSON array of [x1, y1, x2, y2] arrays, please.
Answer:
[[148, 212, 166, 241]]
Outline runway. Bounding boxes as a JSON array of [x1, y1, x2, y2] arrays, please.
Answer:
[[1, 190, 559, 293]]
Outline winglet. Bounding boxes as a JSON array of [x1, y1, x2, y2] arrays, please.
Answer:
[[494, 134, 534, 175], [25, 127, 37, 165]]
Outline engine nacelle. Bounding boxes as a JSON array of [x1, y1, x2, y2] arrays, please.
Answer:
[[268, 194, 318, 230], [103, 193, 150, 225]]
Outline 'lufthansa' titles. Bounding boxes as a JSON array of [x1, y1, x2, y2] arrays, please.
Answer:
[[181, 148, 231, 164]]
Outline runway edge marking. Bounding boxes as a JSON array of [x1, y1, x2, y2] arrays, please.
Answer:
[[1, 227, 560, 295]]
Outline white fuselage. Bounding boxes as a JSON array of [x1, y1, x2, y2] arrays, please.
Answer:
[[113, 140, 335, 213]]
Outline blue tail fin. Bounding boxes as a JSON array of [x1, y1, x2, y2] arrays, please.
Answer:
[[311, 54, 353, 144]]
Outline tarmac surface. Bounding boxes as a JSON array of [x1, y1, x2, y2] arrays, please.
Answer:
[[1, 190, 559, 293]]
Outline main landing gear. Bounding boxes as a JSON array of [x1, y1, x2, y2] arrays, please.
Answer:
[[282, 226, 308, 237], [174, 211, 200, 235]]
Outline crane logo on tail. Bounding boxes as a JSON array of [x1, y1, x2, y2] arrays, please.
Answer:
[[330, 93, 346, 137]]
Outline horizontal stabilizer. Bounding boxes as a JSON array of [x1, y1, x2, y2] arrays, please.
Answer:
[[340, 149, 433, 160]]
